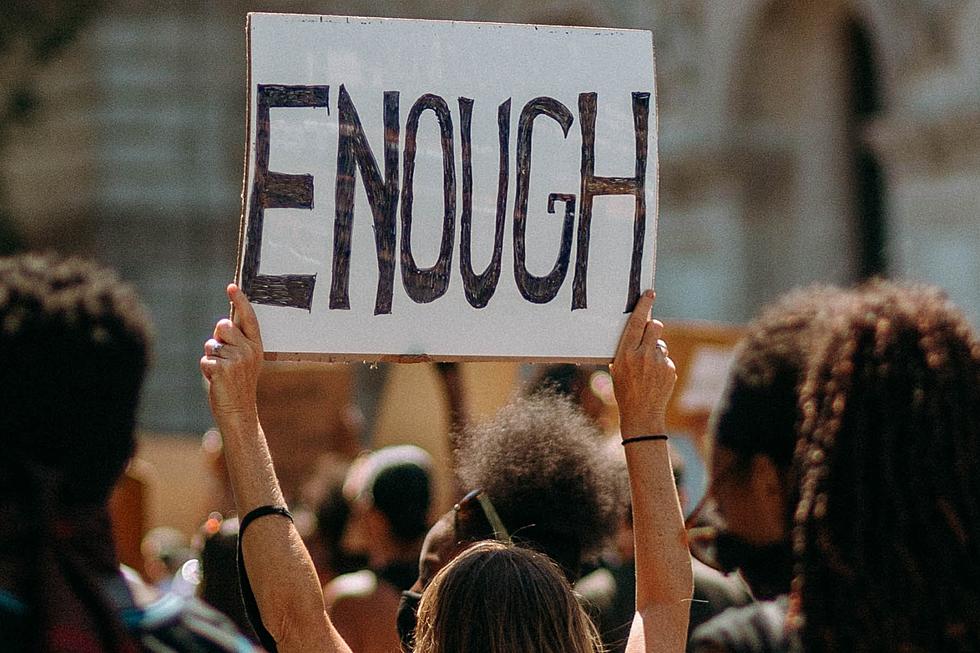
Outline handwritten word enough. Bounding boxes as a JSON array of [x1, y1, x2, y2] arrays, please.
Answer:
[[241, 84, 650, 314]]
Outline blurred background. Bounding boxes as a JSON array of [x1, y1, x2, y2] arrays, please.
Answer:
[[2, 0, 978, 567]]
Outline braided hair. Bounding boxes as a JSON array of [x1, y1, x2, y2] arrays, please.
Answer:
[[792, 280, 980, 652]]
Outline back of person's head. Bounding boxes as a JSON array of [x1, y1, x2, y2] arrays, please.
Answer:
[[0, 253, 152, 652], [0, 253, 152, 504], [345, 444, 433, 543], [414, 540, 600, 653], [454, 393, 623, 580], [793, 279, 980, 652], [713, 284, 845, 471]]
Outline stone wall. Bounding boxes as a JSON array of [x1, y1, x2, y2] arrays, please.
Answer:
[[3, 0, 977, 431]]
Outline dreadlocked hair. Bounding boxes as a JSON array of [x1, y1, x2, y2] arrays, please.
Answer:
[[792, 279, 980, 652], [454, 393, 624, 581]]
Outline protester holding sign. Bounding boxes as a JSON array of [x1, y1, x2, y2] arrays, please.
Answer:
[[201, 286, 692, 653]]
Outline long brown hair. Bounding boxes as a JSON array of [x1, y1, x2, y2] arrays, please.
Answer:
[[793, 280, 980, 652], [414, 541, 602, 653]]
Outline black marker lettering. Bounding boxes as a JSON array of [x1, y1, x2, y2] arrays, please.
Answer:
[[400, 94, 456, 304], [242, 84, 330, 310], [331, 85, 400, 314], [572, 92, 650, 312], [459, 97, 510, 309], [513, 97, 575, 304]]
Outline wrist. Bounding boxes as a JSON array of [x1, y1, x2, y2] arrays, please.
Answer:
[[217, 406, 261, 440], [620, 415, 668, 437]]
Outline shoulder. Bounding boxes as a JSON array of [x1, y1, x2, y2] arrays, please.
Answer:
[[689, 597, 791, 653], [692, 559, 752, 605], [690, 559, 754, 633]]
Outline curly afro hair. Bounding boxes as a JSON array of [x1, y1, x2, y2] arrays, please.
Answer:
[[454, 393, 624, 580]]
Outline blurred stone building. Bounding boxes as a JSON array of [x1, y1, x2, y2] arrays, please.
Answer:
[[2, 0, 978, 432]]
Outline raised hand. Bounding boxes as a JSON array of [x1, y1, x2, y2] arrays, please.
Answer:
[[610, 289, 677, 436], [200, 283, 264, 428]]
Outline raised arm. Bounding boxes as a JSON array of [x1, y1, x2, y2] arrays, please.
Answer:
[[200, 283, 352, 653], [610, 290, 694, 653]]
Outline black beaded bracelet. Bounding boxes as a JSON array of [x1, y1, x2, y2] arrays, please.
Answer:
[[621, 434, 669, 445]]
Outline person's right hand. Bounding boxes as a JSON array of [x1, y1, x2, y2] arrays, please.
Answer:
[[610, 290, 677, 436], [200, 283, 264, 426]]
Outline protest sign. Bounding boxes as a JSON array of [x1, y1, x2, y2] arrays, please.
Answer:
[[239, 13, 658, 361]]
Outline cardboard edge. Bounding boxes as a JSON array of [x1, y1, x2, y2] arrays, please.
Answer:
[[246, 11, 653, 37], [264, 352, 614, 364], [648, 30, 659, 294], [234, 14, 254, 291]]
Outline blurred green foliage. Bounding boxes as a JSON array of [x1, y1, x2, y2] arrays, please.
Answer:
[[0, 0, 103, 253]]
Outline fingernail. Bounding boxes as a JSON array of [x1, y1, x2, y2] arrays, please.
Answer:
[[644, 289, 654, 298]]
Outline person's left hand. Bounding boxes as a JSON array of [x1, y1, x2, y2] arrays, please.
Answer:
[[610, 290, 677, 436], [200, 283, 264, 427]]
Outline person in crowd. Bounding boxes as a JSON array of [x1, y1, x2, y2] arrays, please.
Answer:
[[578, 440, 752, 653], [197, 514, 260, 643], [454, 392, 622, 581], [789, 280, 980, 652], [0, 253, 256, 652], [323, 445, 433, 653], [202, 284, 692, 653], [294, 453, 365, 586], [391, 391, 624, 650], [689, 285, 845, 652]]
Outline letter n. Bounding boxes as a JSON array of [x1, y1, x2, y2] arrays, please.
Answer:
[[331, 85, 400, 315]]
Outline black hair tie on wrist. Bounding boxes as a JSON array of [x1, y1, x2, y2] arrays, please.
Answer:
[[237, 505, 293, 652], [240, 504, 293, 536], [621, 434, 669, 445]]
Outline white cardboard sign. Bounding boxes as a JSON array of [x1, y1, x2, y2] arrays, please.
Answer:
[[239, 13, 658, 362]]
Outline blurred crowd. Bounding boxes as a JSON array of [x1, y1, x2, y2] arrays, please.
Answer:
[[1, 252, 979, 652]]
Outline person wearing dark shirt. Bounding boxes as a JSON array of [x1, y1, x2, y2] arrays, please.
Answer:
[[690, 286, 846, 653], [0, 253, 255, 653]]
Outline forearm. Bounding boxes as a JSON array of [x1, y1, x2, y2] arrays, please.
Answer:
[[220, 410, 351, 653], [624, 435, 693, 606], [622, 421, 693, 653], [219, 410, 283, 513], [611, 290, 691, 652]]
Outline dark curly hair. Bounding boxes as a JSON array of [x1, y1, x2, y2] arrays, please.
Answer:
[[792, 280, 980, 652], [0, 253, 154, 653], [0, 252, 152, 503], [454, 393, 624, 580], [714, 284, 846, 470]]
